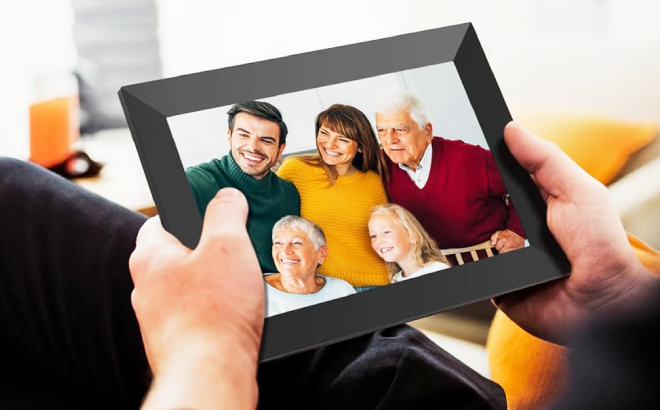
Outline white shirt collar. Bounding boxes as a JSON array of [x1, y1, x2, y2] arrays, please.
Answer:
[[398, 142, 433, 189]]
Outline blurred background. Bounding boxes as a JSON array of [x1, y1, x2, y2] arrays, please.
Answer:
[[1, 1, 659, 408], [3, 0, 660, 156]]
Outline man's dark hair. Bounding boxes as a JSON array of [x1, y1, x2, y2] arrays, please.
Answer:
[[227, 101, 288, 146]]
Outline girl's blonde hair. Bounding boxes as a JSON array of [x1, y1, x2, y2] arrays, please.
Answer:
[[370, 203, 450, 280]]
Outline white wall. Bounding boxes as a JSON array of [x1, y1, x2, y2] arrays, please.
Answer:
[[155, 0, 660, 124], [490, 1, 660, 122], [403, 63, 486, 147]]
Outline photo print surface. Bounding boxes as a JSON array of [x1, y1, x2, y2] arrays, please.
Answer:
[[168, 61, 528, 318]]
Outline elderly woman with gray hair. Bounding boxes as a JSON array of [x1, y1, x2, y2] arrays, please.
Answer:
[[265, 215, 356, 317]]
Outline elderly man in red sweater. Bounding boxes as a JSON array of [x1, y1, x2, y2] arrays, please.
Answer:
[[375, 91, 525, 256]]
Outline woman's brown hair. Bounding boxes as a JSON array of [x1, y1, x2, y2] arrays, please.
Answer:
[[299, 104, 389, 185]]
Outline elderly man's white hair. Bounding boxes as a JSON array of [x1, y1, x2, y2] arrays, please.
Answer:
[[374, 90, 429, 129], [272, 215, 327, 250]]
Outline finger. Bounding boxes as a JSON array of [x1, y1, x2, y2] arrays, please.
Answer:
[[130, 216, 188, 283], [494, 285, 535, 313], [490, 231, 500, 246], [135, 215, 183, 249], [197, 188, 251, 249], [134, 216, 160, 246], [491, 296, 502, 309], [130, 288, 139, 311], [495, 239, 507, 252], [492, 230, 508, 251], [504, 121, 599, 201]]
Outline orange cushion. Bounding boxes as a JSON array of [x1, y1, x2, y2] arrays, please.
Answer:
[[517, 113, 658, 184], [487, 115, 658, 409], [487, 234, 660, 410]]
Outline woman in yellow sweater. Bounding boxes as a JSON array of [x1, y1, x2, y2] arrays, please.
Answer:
[[277, 104, 389, 290]]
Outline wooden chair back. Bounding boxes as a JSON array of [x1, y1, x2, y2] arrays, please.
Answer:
[[441, 240, 495, 265]]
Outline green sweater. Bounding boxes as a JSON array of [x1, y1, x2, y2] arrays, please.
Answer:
[[186, 153, 300, 273]]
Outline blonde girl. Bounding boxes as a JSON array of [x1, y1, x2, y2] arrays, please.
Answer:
[[368, 204, 451, 283]]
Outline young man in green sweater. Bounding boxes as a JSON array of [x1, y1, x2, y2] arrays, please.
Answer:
[[186, 101, 300, 273]]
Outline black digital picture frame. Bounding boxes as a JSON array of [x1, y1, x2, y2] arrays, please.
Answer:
[[119, 23, 569, 361]]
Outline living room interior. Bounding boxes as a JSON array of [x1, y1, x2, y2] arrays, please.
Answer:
[[2, 1, 659, 409]]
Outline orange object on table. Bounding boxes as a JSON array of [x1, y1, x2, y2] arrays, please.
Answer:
[[29, 96, 79, 168]]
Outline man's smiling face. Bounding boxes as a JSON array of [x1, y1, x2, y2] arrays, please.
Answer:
[[376, 110, 432, 170], [228, 112, 285, 179]]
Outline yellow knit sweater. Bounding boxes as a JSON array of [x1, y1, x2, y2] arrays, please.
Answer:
[[277, 157, 390, 286]]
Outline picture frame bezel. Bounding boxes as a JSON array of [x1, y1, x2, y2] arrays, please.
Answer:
[[119, 22, 570, 361]]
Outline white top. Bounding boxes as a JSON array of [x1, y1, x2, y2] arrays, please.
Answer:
[[265, 274, 357, 317], [398, 142, 433, 189], [391, 260, 451, 283]]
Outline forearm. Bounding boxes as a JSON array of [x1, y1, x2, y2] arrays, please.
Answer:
[[142, 337, 259, 410]]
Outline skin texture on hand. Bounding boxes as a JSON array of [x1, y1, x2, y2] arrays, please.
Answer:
[[129, 188, 264, 410], [494, 121, 657, 345], [490, 229, 525, 254]]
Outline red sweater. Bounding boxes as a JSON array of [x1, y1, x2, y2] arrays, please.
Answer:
[[386, 137, 525, 249]]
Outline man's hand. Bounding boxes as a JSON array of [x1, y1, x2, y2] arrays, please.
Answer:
[[494, 121, 656, 345], [490, 229, 525, 253], [129, 188, 264, 410]]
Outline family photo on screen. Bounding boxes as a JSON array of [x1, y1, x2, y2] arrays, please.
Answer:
[[179, 86, 527, 317]]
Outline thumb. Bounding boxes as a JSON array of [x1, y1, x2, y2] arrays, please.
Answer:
[[504, 121, 597, 200], [197, 188, 251, 249], [130, 216, 190, 285]]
